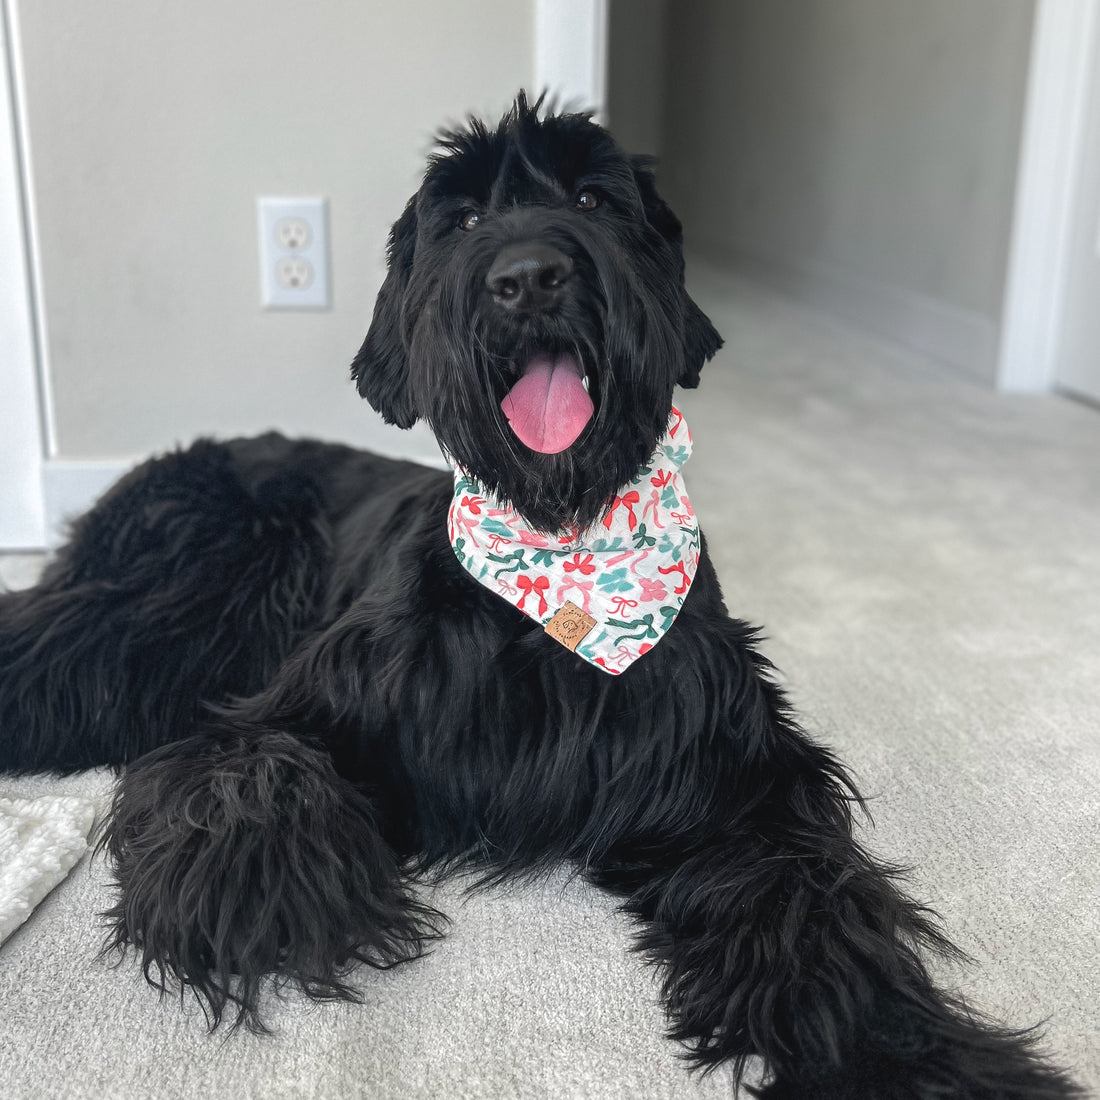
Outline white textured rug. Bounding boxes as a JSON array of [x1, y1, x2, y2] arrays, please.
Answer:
[[0, 796, 97, 947]]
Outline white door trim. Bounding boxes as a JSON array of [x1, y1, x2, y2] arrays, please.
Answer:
[[997, 0, 1099, 391], [0, 0, 46, 548], [534, 0, 609, 120]]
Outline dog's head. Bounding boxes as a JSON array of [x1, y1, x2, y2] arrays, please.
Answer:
[[352, 93, 722, 532]]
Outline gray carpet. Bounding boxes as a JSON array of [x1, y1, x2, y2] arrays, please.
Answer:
[[1, 267, 1097, 1097]]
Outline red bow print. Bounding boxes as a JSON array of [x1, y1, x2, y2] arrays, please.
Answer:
[[564, 553, 596, 576], [657, 560, 691, 594], [516, 574, 550, 615], [460, 495, 484, 515], [602, 490, 640, 531]]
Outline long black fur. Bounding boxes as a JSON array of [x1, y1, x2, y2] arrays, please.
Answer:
[[0, 94, 1082, 1097]]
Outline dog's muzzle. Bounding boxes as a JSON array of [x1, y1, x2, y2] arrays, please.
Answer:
[[483, 240, 595, 455]]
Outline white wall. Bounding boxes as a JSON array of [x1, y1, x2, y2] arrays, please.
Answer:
[[659, 0, 1035, 383], [14, 0, 533, 464]]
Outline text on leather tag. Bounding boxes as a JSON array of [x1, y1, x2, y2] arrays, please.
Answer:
[[545, 602, 598, 651]]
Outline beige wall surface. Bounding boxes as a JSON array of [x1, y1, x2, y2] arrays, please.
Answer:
[[16, 0, 533, 461], [660, 0, 1034, 330]]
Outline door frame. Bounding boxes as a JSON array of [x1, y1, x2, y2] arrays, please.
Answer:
[[534, 0, 608, 119], [1, 0, 47, 549], [998, 0, 1100, 391]]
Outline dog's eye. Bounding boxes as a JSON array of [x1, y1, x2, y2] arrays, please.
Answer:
[[575, 190, 599, 212], [458, 211, 482, 231]]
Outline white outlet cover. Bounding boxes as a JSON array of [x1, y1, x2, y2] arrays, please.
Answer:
[[257, 196, 330, 309]]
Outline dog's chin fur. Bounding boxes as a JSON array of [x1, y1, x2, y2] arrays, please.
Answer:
[[0, 94, 1082, 1098]]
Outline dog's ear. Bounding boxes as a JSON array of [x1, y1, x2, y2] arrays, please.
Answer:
[[631, 157, 723, 388], [351, 198, 420, 428], [678, 294, 723, 389], [631, 155, 684, 244]]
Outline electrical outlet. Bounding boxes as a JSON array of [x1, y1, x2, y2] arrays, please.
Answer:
[[276, 256, 314, 289], [275, 216, 311, 251], [257, 196, 329, 309]]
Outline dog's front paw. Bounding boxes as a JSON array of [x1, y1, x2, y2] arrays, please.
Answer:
[[98, 728, 442, 1031]]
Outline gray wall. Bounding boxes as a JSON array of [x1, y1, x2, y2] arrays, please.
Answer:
[[651, 0, 1035, 381], [607, 0, 668, 158], [17, 1, 533, 461]]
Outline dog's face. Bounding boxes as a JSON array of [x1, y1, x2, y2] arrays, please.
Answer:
[[352, 94, 722, 532]]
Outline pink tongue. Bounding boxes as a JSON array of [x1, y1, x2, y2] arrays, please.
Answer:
[[501, 353, 594, 454]]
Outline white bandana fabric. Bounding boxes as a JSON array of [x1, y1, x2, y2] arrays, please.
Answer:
[[448, 407, 699, 675]]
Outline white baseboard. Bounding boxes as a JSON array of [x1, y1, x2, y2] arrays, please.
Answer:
[[724, 249, 1000, 385], [41, 458, 140, 549]]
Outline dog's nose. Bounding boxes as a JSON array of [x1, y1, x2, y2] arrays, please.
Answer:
[[486, 243, 573, 311]]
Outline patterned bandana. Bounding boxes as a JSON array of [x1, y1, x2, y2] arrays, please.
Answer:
[[448, 407, 699, 675]]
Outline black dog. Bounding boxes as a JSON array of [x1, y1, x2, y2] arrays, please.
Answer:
[[0, 96, 1081, 1098]]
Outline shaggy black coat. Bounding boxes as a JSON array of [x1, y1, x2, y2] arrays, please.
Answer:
[[0, 95, 1081, 1098]]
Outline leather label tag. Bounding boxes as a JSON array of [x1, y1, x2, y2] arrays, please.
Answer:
[[545, 601, 597, 651]]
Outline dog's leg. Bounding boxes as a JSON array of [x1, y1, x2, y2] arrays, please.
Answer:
[[587, 654, 1080, 1097], [100, 722, 439, 1032], [0, 441, 327, 773], [97, 587, 445, 1031]]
